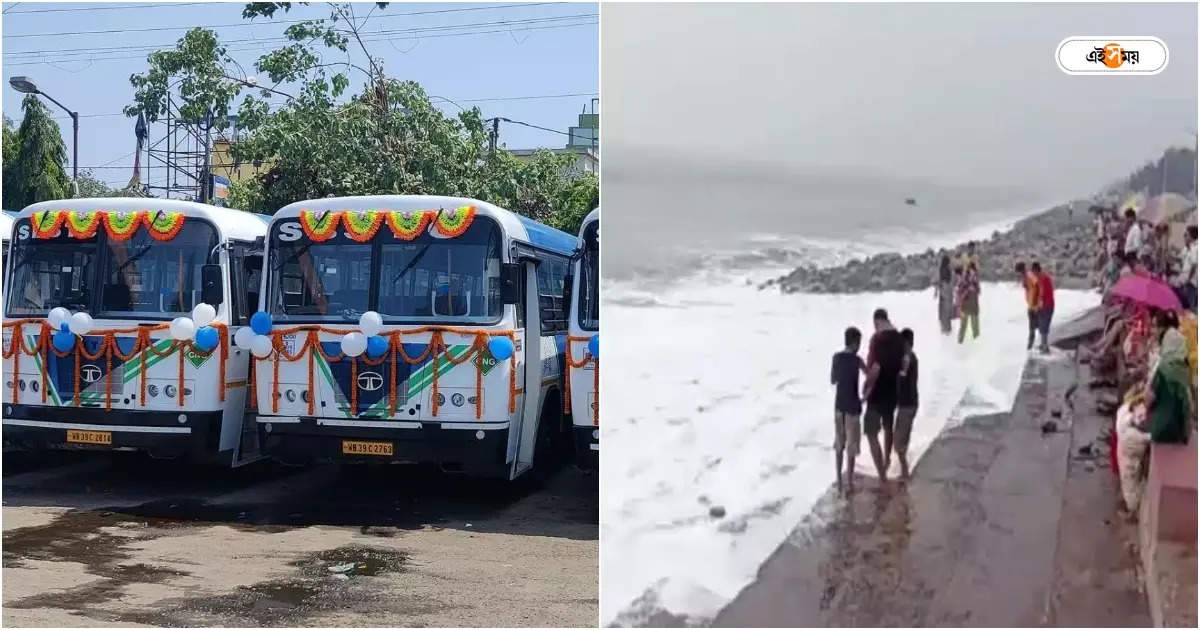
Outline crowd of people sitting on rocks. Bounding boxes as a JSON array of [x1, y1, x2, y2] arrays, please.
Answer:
[[1082, 204, 1197, 514]]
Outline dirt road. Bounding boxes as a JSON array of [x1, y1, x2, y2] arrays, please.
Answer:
[[2, 452, 597, 627]]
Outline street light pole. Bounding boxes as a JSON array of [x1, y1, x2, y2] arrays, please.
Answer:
[[8, 76, 79, 190]]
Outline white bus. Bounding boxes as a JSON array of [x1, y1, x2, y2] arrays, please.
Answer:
[[2, 210, 15, 280], [2, 199, 269, 466], [567, 207, 599, 469], [250, 195, 577, 479]]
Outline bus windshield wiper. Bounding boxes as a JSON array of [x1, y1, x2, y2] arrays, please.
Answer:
[[273, 242, 314, 272], [390, 242, 433, 286]]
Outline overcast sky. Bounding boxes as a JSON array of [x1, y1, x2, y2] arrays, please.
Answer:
[[602, 2, 1197, 200]]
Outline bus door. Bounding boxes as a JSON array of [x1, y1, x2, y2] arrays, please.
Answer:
[[513, 258, 543, 475], [227, 240, 266, 465]]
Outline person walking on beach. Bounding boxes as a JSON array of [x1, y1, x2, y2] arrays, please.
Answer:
[[863, 308, 904, 481], [1016, 262, 1041, 350], [935, 255, 954, 334], [894, 328, 919, 481], [1033, 262, 1055, 353], [831, 327, 866, 493], [957, 262, 981, 343]]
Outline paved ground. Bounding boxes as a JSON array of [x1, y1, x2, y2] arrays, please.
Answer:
[[2, 453, 597, 627], [713, 353, 1152, 627]]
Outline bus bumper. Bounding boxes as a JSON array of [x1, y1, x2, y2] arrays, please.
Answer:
[[257, 416, 510, 478], [573, 425, 598, 470], [1, 404, 223, 460]]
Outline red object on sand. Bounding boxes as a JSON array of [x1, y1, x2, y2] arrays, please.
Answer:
[[1108, 274, 1182, 311]]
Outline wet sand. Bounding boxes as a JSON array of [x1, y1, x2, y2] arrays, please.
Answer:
[[714, 352, 1152, 627]]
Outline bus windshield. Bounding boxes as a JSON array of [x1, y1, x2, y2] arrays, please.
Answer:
[[578, 220, 598, 330], [269, 216, 503, 324], [5, 219, 218, 319]]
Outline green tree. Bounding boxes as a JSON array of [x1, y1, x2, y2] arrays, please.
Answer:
[[4, 95, 72, 209], [75, 170, 119, 198], [126, 3, 596, 233]]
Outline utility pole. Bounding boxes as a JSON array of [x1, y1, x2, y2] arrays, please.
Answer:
[[488, 117, 499, 155]]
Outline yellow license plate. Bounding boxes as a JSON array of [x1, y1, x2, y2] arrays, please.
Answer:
[[66, 430, 112, 445], [342, 440, 393, 456]]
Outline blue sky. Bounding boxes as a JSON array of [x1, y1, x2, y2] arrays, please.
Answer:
[[1, 1, 599, 188]]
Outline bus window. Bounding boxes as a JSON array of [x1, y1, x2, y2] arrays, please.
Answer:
[[536, 256, 569, 335], [270, 237, 372, 320], [6, 226, 99, 316], [99, 221, 218, 318]]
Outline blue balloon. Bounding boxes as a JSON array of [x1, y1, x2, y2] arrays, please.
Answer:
[[366, 335, 389, 359], [588, 334, 599, 358], [250, 311, 272, 336], [59, 323, 69, 334], [52, 330, 75, 352], [488, 336, 514, 361], [194, 326, 220, 352]]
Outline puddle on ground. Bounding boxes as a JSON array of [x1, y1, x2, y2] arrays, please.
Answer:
[[296, 544, 409, 578]]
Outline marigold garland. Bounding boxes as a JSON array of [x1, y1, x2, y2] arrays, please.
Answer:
[[144, 211, 186, 241], [103, 211, 143, 241], [299, 210, 340, 242], [384, 210, 433, 240], [342, 210, 385, 242], [563, 335, 599, 426], [30, 210, 67, 239], [1, 319, 227, 410], [434, 206, 476, 238], [65, 211, 103, 239], [260, 325, 517, 419]]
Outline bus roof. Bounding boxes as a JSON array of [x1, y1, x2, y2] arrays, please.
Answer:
[[273, 195, 576, 257], [578, 207, 599, 238], [14, 198, 268, 241]]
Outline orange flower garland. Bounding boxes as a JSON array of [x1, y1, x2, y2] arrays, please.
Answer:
[[259, 325, 518, 419], [30, 210, 66, 239], [434, 206, 476, 238], [563, 335, 599, 426], [342, 210, 385, 242], [299, 210, 340, 242], [144, 211, 186, 241], [65, 211, 103, 239], [1, 319, 227, 410], [384, 210, 433, 240], [103, 211, 143, 241]]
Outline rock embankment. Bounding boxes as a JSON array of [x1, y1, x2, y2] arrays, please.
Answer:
[[764, 203, 1097, 294]]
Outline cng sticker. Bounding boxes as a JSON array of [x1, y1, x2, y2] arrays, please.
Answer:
[[479, 354, 498, 375], [184, 348, 213, 369]]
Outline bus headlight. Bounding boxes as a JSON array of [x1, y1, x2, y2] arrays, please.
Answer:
[[4, 380, 11, 390], [18, 380, 26, 392], [285, 389, 296, 402], [148, 384, 159, 398], [451, 393, 465, 407], [468, 395, 478, 405], [300, 390, 310, 403], [436, 393, 446, 406], [164, 384, 177, 398], [30, 380, 38, 393]]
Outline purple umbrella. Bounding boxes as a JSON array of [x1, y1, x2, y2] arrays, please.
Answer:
[[1108, 274, 1182, 311]]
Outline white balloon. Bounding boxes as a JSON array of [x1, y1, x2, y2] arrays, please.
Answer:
[[169, 317, 195, 341], [47, 307, 71, 329], [68, 312, 94, 336], [250, 334, 274, 358], [233, 326, 256, 350], [192, 303, 217, 327], [359, 311, 383, 337], [341, 332, 367, 357]]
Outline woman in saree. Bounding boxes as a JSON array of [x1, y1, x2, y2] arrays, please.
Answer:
[[934, 254, 954, 334], [1138, 311, 1192, 444]]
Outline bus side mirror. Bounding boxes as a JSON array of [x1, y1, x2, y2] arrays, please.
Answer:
[[500, 262, 521, 304], [201, 264, 224, 307]]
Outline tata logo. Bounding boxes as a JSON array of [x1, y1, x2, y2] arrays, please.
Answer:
[[80, 365, 102, 384], [357, 371, 384, 392]]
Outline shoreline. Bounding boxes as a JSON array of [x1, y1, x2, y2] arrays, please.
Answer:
[[712, 343, 1153, 627]]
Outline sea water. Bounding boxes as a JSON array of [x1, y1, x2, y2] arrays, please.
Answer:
[[600, 225, 1099, 624]]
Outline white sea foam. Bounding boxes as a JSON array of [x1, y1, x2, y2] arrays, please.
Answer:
[[600, 237, 1098, 625]]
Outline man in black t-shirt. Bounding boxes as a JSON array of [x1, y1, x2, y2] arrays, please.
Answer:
[[830, 326, 866, 493], [862, 308, 904, 482], [895, 328, 919, 481]]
